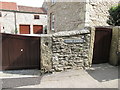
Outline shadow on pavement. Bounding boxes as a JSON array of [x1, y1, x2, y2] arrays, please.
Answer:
[[86, 63, 118, 82], [1, 70, 52, 89]]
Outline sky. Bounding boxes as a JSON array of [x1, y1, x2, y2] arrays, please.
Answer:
[[0, 0, 44, 7]]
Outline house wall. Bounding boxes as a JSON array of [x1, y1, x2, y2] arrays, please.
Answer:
[[16, 12, 47, 34], [88, 0, 119, 26], [46, 0, 119, 34], [0, 11, 15, 33], [0, 11, 47, 34], [47, 2, 86, 34]]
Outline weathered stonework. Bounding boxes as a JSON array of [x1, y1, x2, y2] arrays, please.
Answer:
[[47, 2, 86, 34], [89, 0, 118, 26], [52, 29, 91, 71], [40, 34, 53, 72], [44, 0, 119, 34], [40, 28, 93, 72], [109, 26, 120, 65]]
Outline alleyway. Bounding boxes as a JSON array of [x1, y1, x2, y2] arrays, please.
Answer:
[[16, 63, 118, 88]]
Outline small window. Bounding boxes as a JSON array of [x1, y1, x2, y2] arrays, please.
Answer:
[[34, 15, 40, 19], [0, 12, 2, 17]]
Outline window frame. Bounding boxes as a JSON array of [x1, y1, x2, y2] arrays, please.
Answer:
[[34, 15, 40, 19]]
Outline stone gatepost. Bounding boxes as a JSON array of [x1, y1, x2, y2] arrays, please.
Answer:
[[109, 26, 120, 65], [0, 33, 3, 89], [40, 34, 53, 72]]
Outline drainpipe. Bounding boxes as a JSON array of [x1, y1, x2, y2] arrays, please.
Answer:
[[14, 12, 17, 34]]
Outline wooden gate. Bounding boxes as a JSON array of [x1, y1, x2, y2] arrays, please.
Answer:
[[1, 33, 40, 70], [92, 28, 112, 64]]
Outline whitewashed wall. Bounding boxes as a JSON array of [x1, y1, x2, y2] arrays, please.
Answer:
[[0, 11, 47, 34], [1, 11, 15, 33]]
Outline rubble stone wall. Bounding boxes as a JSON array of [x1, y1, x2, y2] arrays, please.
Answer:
[[52, 29, 91, 71], [40, 27, 95, 72]]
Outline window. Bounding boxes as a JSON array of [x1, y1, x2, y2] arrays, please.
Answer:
[[0, 12, 2, 17], [50, 13, 55, 31], [34, 15, 40, 19]]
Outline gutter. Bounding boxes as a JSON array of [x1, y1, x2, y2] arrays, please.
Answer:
[[0, 9, 47, 14]]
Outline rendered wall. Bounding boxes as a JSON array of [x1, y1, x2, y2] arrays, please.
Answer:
[[0, 11, 47, 34], [109, 26, 120, 65]]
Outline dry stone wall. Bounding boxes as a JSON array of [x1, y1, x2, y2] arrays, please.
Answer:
[[41, 28, 92, 72], [52, 29, 91, 71]]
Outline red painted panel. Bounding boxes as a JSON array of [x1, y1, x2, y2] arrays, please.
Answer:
[[33, 25, 43, 34], [19, 25, 30, 34]]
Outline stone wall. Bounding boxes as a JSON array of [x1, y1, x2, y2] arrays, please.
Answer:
[[52, 28, 91, 71], [40, 28, 92, 72], [88, 0, 119, 26], [40, 34, 52, 72], [45, 1, 119, 34]]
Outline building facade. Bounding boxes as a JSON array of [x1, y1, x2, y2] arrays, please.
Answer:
[[0, 2, 47, 34], [43, 0, 119, 34]]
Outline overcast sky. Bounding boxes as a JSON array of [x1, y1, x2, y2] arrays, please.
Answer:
[[0, 0, 44, 7]]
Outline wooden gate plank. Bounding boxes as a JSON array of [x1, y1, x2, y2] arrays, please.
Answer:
[[1, 33, 40, 70], [92, 28, 112, 64]]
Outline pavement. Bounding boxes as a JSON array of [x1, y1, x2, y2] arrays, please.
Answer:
[[0, 63, 119, 88]]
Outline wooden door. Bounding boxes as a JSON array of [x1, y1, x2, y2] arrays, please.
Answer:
[[19, 25, 30, 34], [92, 28, 112, 64]]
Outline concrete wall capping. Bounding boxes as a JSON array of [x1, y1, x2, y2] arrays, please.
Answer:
[[52, 29, 90, 37]]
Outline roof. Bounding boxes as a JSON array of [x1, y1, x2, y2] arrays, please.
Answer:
[[0, 1, 47, 14], [18, 5, 47, 13], [0, 2, 17, 10]]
